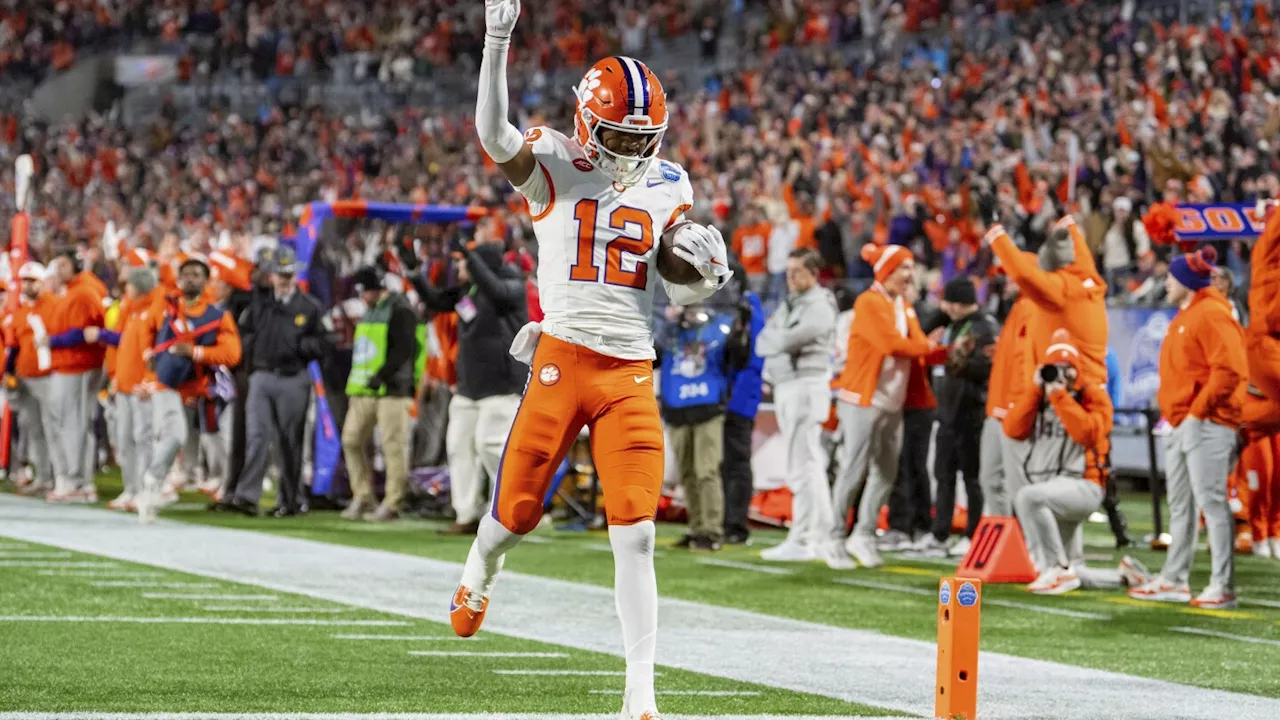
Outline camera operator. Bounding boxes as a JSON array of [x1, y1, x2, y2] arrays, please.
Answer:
[[1005, 331, 1148, 595]]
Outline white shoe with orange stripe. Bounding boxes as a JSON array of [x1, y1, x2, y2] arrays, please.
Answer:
[[1128, 578, 1191, 603], [1028, 567, 1081, 595], [106, 493, 135, 511], [1189, 584, 1238, 610]]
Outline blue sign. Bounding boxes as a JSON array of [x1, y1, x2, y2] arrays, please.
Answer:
[[1174, 203, 1265, 241], [958, 582, 978, 608], [1108, 307, 1177, 425], [939, 581, 951, 607]]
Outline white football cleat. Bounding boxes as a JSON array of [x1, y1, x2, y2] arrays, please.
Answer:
[[760, 541, 813, 562], [846, 534, 884, 568], [816, 540, 856, 570], [1254, 540, 1274, 559], [618, 690, 661, 720], [1270, 538, 1280, 559]]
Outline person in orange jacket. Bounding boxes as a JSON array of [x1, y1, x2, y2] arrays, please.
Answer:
[[96, 267, 164, 511], [1003, 330, 1151, 595], [2, 262, 58, 495], [983, 216, 1109, 388], [1241, 202, 1280, 433], [41, 251, 108, 503], [134, 255, 241, 523], [1130, 247, 1247, 610], [830, 243, 946, 568], [980, 280, 1036, 517]]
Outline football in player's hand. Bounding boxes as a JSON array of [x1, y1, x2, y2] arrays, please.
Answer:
[[657, 221, 705, 285]]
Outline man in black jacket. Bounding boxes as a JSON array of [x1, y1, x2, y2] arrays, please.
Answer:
[[412, 233, 528, 535], [215, 246, 331, 517], [913, 277, 1000, 557]]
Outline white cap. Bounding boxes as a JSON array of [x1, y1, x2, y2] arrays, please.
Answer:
[[18, 261, 45, 280]]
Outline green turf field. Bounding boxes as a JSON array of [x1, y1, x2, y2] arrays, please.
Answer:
[[0, 540, 887, 716], [6, 470, 1280, 718]]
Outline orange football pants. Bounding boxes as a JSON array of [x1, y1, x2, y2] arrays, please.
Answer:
[[1243, 330, 1280, 433], [1240, 434, 1280, 542], [491, 333, 664, 534]]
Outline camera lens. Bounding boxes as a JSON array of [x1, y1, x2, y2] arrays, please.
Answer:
[[1039, 365, 1060, 384]]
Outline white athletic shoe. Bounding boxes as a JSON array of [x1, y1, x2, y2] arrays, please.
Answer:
[[157, 489, 180, 508], [948, 536, 972, 558], [1270, 538, 1280, 559], [760, 541, 814, 562], [136, 492, 157, 525], [618, 690, 661, 720], [1118, 556, 1153, 587], [1254, 540, 1274, 559], [1190, 584, 1238, 610], [1028, 567, 1081, 595], [877, 529, 914, 552], [846, 534, 883, 568], [1129, 578, 1191, 603], [910, 533, 948, 558], [816, 540, 856, 570], [106, 492, 135, 511]]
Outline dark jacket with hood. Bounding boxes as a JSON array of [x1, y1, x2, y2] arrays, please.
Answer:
[[414, 242, 528, 400]]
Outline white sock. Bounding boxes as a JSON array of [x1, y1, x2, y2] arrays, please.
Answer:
[[609, 521, 658, 712], [460, 514, 522, 597]]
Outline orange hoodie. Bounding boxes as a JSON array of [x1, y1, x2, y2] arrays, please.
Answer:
[[987, 218, 1109, 388], [113, 288, 165, 394], [833, 284, 946, 410], [1244, 205, 1280, 431], [4, 293, 58, 379], [142, 295, 241, 401], [50, 272, 107, 374], [1158, 286, 1247, 429], [986, 295, 1035, 419]]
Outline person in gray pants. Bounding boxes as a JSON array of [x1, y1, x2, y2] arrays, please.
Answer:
[[1130, 248, 1247, 609], [756, 249, 839, 566]]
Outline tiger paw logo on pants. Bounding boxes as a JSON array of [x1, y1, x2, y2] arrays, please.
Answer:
[[539, 364, 561, 386]]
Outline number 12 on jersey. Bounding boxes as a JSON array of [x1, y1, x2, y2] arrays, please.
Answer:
[[569, 199, 654, 290]]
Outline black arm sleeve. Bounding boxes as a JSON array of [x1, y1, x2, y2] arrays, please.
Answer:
[[410, 272, 466, 312], [463, 249, 524, 314]]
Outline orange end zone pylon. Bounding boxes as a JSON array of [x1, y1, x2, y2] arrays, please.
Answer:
[[956, 515, 1038, 584], [936, 577, 982, 720]]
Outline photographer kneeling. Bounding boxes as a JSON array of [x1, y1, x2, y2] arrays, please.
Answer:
[[1005, 330, 1150, 595]]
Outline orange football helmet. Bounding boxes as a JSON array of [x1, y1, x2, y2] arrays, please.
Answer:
[[573, 56, 668, 187]]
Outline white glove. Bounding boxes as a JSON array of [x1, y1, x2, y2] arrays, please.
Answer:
[[671, 223, 733, 284], [485, 0, 520, 40]]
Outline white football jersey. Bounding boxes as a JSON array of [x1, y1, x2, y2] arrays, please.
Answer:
[[517, 126, 693, 361]]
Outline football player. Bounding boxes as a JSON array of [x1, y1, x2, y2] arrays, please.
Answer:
[[454, 2, 732, 719]]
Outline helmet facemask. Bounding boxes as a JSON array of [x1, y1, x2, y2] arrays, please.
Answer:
[[577, 104, 666, 187]]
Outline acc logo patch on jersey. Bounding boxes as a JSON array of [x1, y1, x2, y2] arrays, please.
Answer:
[[659, 161, 681, 183], [539, 363, 561, 386], [573, 158, 594, 172]]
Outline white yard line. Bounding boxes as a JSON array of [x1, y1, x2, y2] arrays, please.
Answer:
[[142, 593, 277, 601], [492, 670, 652, 677], [1170, 627, 1280, 647], [0, 707, 885, 712], [831, 578, 1111, 621], [695, 558, 793, 576], [3, 495, 1277, 720], [0, 550, 71, 558], [331, 635, 473, 641], [38, 570, 162, 578], [521, 536, 552, 544], [0, 560, 119, 568], [0, 714, 885, 720], [588, 690, 762, 697], [0, 616, 408, 626], [408, 651, 569, 658], [1242, 598, 1280, 610], [92, 582, 220, 589], [199, 606, 346, 613]]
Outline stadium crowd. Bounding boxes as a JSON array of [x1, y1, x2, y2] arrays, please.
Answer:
[[1, 0, 1279, 612]]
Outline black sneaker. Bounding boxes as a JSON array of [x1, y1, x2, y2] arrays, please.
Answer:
[[690, 536, 722, 552], [723, 530, 751, 546]]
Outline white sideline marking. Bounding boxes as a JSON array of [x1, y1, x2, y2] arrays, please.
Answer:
[[1242, 598, 1280, 610], [0, 714, 885, 720], [521, 535, 552, 544], [39, 570, 162, 578], [0, 560, 118, 567], [493, 670, 659, 677], [0, 707, 885, 712], [583, 543, 614, 553], [696, 558, 793, 576], [5, 495, 1278, 720], [0, 541, 31, 548], [0, 616, 408, 626], [1170, 627, 1280, 647], [331, 635, 472, 641], [589, 690, 762, 697], [92, 582, 219, 589], [0, 550, 70, 558], [832, 578, 1111, 620], [409, 651, 568, 658], [143, 593, 276, 601], [199, 606, 345, 613]]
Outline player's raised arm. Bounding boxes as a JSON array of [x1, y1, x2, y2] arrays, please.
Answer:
[[476, 0, 538, 190]]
